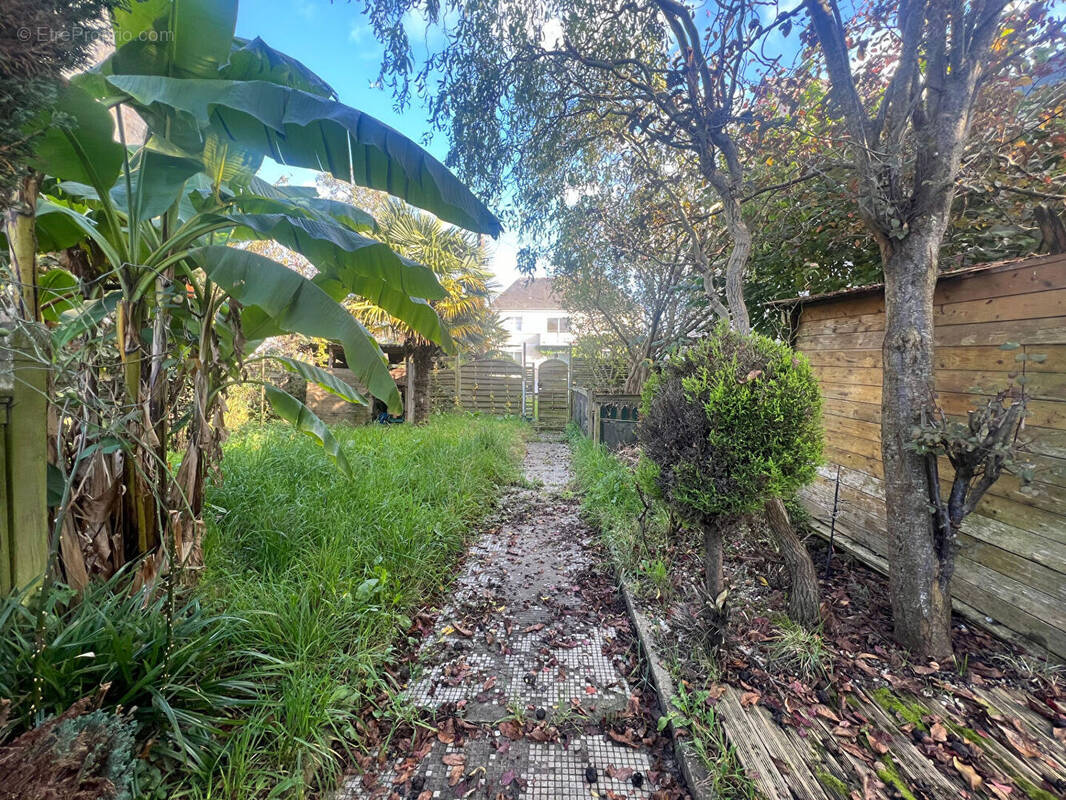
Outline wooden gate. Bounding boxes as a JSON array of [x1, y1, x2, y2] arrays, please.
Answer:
[[536, 358, 570, 429]]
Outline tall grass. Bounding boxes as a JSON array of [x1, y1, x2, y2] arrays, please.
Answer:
[[0, 414, 524, 799], [198, 415, 525, 794], [567, 426, 668, 572]]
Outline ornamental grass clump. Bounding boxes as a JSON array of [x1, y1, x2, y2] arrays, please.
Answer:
[[637, 324, 822, 639]]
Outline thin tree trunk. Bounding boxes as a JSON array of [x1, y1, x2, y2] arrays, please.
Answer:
[[701, 517, 728, 645], [763, 497, 820, 627], [411, 345, 434, 425], [882, 236, 953, 659]]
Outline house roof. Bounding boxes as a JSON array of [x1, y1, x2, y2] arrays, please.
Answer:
[[762, 252, 1063, 308], [492, 277, 565, 311]]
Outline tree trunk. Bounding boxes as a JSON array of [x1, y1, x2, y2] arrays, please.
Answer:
[[6, 173, 40, 321], [763, 497, 820, 626], [882, 236, 953, 660], [411, 345, 434, 425], [623, 355, 650, 394], [700, 517, 729, 646]]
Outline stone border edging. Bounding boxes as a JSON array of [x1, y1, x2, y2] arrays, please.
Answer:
[[615, 571, 716, 800]]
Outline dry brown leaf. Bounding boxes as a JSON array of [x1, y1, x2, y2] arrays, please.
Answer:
[[815, 705, 841, 722], [442, 754, 465, 766], [498, 720, 523, 740], [989, 781, 1014, 800], [1003, 728, 1040, 758], [953, 757, 983, 791], [930, 721, 948, 742], [740, 691, 761, 709]]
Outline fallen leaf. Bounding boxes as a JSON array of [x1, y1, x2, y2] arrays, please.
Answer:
[[865, 730, 890, 754], [953, 757, 983, 791], [448, 764, 463, 786], [740, 691, 761, 709], [989, 781, 1014, 800], [498, 720, 523, 740], [1003, 728, 1040, 758], [442, 754, 465, 766], [605, 766, 635, 780], [452, 621, 473, 637], [930, 722, 948, 742]]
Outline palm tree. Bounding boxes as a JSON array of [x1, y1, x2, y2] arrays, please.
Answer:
[[349, 200, 504, 423]]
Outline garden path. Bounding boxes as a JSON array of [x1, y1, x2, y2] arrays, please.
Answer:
[[339, 435, 689, 800]]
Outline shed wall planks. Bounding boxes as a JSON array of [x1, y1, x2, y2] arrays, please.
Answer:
[[791, 254, 1066, 659]]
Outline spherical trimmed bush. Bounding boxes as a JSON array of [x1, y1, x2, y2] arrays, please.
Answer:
[[636, 324, 823, 637], [638, 324, 823, 521]]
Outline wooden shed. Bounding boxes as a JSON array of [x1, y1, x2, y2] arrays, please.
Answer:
[[773, 253, 1066, 659]]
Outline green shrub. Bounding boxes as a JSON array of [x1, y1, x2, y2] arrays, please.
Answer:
[[637, 324, 822, 634], [0, 572, 258, 798], [638, 323, 822, 520]]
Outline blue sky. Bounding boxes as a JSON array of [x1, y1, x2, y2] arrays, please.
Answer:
[[236, 0, 525, 290]]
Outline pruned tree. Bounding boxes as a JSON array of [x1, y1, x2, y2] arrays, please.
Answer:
[[800, 0, 1061, 656]]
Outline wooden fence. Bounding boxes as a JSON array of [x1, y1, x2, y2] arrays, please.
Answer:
[[780, 254, 1066, 658], [429, 357, 526, 416], [570, 386, 642, 449]]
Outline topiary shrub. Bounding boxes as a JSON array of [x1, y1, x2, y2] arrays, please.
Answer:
[[637, 323, 823, 637]]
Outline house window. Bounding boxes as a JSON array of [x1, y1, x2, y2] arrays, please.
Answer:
[[547, 317, 569, 333], [508, 316, 523, 331]]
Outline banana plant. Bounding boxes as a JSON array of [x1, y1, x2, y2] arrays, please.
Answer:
[[13, 0, 501, 575]]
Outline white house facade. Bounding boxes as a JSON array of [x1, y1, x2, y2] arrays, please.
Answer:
[[492, 278, 573, 365]]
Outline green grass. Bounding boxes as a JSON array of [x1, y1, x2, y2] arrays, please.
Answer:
[[0, 414, 525, 799], [197, 415, 525, 795], [567, 425, 669, 574]]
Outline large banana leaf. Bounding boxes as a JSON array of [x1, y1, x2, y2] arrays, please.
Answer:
[[189, 245, 401, 409], [222, 38, 337, 98], [106, 75, 503, 237], [227, 213, 443, 299], [264, 386, 352, 478], [110, 149, 203, 220], [28, 82, 124, 189], [232, 190, 376, 234], [267, 357, 367, 405], [227, 213, 454, 351], [110, 0, 238, 79]]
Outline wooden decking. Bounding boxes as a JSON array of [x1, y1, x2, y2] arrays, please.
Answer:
[[716, 679, 1066, 799]]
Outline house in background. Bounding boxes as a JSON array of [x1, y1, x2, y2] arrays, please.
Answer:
[[492, 278, 574, 366]]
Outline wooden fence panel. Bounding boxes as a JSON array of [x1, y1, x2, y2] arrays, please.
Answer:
[[792, 254, 1066, 658]]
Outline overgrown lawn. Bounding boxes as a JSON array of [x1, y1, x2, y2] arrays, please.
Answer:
[[199, 414, 526, 794]]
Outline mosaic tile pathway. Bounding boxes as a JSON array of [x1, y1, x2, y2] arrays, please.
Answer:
[[338, 436, 689, 800]]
